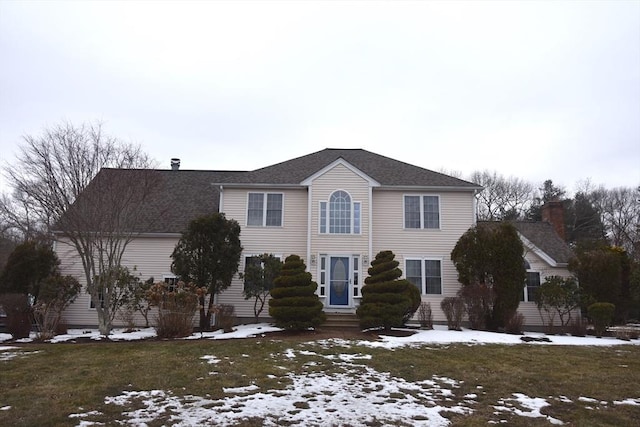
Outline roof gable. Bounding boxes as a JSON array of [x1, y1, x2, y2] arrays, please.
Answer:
[[300, 158, 381, 187], [215, 148, 481, 189]]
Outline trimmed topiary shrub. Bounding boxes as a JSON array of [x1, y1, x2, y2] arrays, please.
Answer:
[[357, 251, 420, 330], [269, 255, 325, 331], [588, 302, 615, 338], [440, 297, 464, 330]]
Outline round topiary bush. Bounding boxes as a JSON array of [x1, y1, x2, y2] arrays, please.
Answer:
[[357, 250, 421, 330], [269, 255, 325, 331]]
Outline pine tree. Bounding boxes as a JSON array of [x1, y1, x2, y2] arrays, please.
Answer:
[[357, 250, 421, 330], [269, 255, 325, 330]]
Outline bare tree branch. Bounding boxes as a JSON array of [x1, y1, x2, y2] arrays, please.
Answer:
[[2, 121, 162, 335]]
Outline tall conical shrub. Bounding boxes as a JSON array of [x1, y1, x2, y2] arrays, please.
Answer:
[[357, 250, 421, 330], [269, 254, 325, 330]]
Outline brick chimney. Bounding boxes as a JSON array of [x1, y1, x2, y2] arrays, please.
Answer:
[[171, 158, 180, 171], [542, 200, 565, 241]]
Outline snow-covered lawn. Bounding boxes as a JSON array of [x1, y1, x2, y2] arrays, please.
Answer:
[[2, 324, 639, 426], [1, 323, 638, 346]]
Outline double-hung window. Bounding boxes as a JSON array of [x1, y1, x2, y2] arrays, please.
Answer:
[[521, 260, 541, 302], [405, 258, 442, 294], [319, 190, 361, 234], [247, 193, 283, 227], [404, 195, 440, 229]]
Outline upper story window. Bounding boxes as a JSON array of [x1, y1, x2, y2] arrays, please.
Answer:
[[319, 190, 361, 234], [404, 195, 440, 229], [247, 193, 283, 227], [521, 259, 541, 302]]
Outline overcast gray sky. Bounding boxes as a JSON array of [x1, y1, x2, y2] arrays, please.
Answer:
[[1, 0, 639, 194]]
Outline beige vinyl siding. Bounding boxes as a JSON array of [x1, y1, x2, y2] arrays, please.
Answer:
[[56, 236, 180, 327], [310, 163, 370, 258], [518, 249, 574, 327], [307, 164, 372, 309], [372, 190, 476, 322], [219, 187, 308, 319]]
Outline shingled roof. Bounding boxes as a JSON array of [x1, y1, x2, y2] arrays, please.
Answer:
[[60, 149, 480, 234], [214, 148, 481, 188], [479, 220, 573, 265]]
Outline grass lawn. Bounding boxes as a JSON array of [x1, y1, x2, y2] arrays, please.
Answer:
[[1, 333, 639, 426]]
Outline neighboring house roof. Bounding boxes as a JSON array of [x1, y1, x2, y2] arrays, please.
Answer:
[[479, 220, 574, 266], [213, 148, 481, 189]]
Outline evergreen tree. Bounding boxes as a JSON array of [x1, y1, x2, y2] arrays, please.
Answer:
[[356, 250, 421, 330], [451, 223, 526, 330], [269, 255, 325, 330], [0, 240, 59, 301], [171, 213, 242, 331], [569, 243, 631, 323]]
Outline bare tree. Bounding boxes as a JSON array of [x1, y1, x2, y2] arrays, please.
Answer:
[[469, 170, 535, 221], [0, 190, 49, 241], [3, 121, 161, 335], [601, 186, 640, 258]]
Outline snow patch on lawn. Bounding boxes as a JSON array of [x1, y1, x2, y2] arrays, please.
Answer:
[[357, 325, 640, 349], [74, 348, 474, 426], [614, 398, 640, 406], [494, 393, 564, 425]]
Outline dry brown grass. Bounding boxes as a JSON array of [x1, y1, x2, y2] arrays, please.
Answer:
[[1, 333, 639, 426]]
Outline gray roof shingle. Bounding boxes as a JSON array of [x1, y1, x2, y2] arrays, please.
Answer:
[[214, 148, 481, 188], [64, 148, 480, 234], [479, 220, 573, 265]]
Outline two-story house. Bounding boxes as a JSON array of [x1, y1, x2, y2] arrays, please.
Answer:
[[56, 148, 572, 328]]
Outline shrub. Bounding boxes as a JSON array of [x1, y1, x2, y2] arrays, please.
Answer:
[[535, 276, 580, 334], [269, 255, 325, 331], [569, 317, 588, 337], [357, 251, 420, 330], [440, 297, 464, 331], [119, 276, 154, 328], [0, 293, 32, 339], [242, 254, 282, 323], [505, 312, 524, 335], [458, 282, 494, 330], [417, 302, 433, 329], [588, 302, 615, 338], [146, 281, 200, 338], [33, 274, 81, 340], [215, 304, 236, 333]]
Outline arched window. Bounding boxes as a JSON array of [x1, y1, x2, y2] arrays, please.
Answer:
[[330, 190, 351, 234], [319, 190, 361, 234]]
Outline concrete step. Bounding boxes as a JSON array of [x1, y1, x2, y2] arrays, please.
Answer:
[[323, 313, 360, 329]]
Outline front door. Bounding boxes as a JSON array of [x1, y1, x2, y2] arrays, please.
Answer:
[[329, 256, 350, 306]]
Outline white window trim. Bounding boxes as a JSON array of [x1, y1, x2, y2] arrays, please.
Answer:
[[163, 274, 178, 292], [246, 192, 284, 227], [318, 189, 362, 235], [403, 194, 441, 230], [404, 256, 443, 295], [523, 269, 541, 303]]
